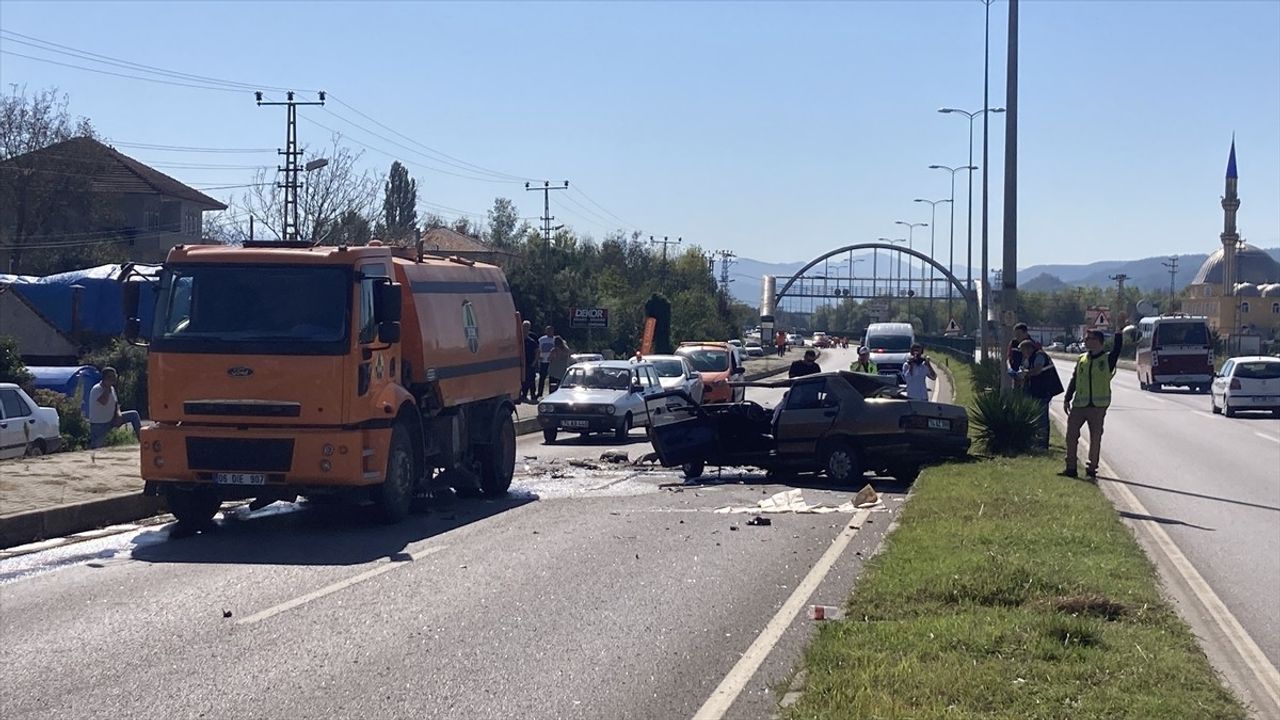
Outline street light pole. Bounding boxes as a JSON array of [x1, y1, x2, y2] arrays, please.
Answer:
[[929, 164, 978, 334], [913, 198, 951, 310], [895, 221, 928, 325], [878, 237, 907, 317]]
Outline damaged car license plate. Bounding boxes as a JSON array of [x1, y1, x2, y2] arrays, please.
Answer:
[[213, 473, 266, 485], [927, 418, 951, 431]]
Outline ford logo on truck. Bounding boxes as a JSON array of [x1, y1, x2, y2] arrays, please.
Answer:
[[227, 366, 254, 378]]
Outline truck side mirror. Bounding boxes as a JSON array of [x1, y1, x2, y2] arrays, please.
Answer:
[[378, 321, 401, 344], [375, 280, 403, 323]]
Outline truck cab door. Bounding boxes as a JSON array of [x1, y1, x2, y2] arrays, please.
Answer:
[[355, 264, 400, 412], [775, 378, 839, 456]]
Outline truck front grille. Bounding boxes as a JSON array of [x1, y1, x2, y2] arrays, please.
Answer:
[[184, 401, 302, 418], [186, 438, 294, 472]]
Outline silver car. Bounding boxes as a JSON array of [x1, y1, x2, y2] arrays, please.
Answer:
[[644, 354, 704, 404], [537, 361, 666, 443]]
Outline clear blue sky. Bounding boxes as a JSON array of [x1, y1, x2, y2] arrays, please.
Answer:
[[2, 0, 1277, 271]]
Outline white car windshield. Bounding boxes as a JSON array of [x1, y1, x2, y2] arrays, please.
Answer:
[[650, 359, 686, 378], [560, 366, 633, 390]]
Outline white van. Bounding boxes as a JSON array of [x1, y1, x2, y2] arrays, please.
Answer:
[[863, 322, 915, 382]]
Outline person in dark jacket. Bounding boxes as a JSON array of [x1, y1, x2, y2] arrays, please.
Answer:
[[1008, 322, 1037, 371], [788, 349, 821, 378], [1015, 339, 1063, 449], [521, 321, 538, 402], [1063, 325, 1124, 479]]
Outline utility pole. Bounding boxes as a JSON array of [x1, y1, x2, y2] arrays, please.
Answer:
[[1162, 256, 1179, 306], [650, 235, 683, 292], [524, 181, 569, 249], [715, 250, 736, 294], [1109, 273, 1129, 326], [256, 91, 325, 242], [999, 0, 1019, 392], [980, 0, 995, 362]]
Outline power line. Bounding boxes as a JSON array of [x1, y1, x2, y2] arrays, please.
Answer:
[[106, 141, 276, 154], [571, 185, 635, 230], [526, 181, 569, 246], [0, 49, 248, 93]]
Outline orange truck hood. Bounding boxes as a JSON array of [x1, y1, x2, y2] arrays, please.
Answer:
[[148, 353, 349, 425]]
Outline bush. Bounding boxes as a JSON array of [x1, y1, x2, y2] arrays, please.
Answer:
[[970, 356, 1004, 396], [969, 390, 1043, 456], [31, 388, 91, 451], [82, 339, 148, 416], [0, 335, 35, 393]]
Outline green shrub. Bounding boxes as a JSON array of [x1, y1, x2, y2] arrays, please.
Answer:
[[970, 356, 1004, 396], [0, 335, 35, 393], [82, 339, 148, 416], [102, 425, 138, 447], [969, 390, 1042, 456], [31, 388, 91, 451]]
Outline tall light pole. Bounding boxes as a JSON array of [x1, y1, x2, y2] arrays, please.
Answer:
[[878, 237, 907, 312], [938, 107, 1004, 296], [913, 198, 951, 309], [895, 221, 928, 322], [982, 0, 996, 361], [929, 164, 978, 334]]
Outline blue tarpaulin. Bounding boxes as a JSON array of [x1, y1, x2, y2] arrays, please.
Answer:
[[0, 264, 160, 338], [27, 365, 102, 416]]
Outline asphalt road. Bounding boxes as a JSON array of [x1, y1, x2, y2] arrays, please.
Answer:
[[1, 348, 914, 720], [1047, 359, 1280, 707]]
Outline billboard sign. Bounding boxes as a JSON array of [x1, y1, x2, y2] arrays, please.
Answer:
[[570, 307, 609, 329]]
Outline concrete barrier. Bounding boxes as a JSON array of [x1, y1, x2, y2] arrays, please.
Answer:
[[0, 493, 165, 549]]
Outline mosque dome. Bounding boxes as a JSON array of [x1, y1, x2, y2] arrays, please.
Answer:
[[1235, 283, 1260, 297], [1260, 283, 1280, 298], [1191, 243, 1280, 286]]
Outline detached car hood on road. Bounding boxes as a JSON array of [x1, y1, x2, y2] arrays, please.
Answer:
[[541, 387, 628, 406]]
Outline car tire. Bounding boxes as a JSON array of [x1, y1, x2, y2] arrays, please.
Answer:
[[615, 414, 633, 441], [164, 486, 221, 529], [479, 409, 515, 497], [543, 427, 558, 445], [823, 441, 862, 485], [24, 439, 46, 458], [373, 423, 416, 524], [1224, 403, 1237, 418], [1150, 383, 1162, 392], [1211, 395, 1221, 414], [682, 461, 705, 480]]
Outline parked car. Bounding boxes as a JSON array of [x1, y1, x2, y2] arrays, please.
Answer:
[[570, 353, 604, 365], [786, 333, 805, 347], [645, 371, 969, 483], [744, 342, 766, 357], [0, 383, 62, 459], [645, 354, 704, 404], [1046, 342, 1064, 352], [1211, 356, 1280, 417], [676, 342, 747, 404], [537, 361, 666, 443], [812, 332, 831, 348]]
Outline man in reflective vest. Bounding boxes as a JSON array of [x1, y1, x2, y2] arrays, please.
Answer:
[[1062, 326, 1124, 479], [849, 346, 878, 374]]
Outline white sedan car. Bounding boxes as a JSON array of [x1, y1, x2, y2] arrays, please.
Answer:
[[0, 383, 62, 459], [1211, 356, 1280, 418], [644, 354, 704, 404]]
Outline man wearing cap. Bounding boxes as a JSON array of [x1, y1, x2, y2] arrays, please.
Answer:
[[1063, 324, 1124, 480], [849, 347, 878, 374], [788, 349, 821, 378]]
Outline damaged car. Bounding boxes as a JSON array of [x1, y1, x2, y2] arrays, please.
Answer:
[[644, 371, 968, 483]]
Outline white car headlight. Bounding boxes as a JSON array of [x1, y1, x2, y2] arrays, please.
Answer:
[[605, 405, 617, 415], [539, 404, 552, 414]]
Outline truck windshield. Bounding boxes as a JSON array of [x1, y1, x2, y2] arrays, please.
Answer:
[[151, 265, 350, 354], [867, 335, 913, 352]]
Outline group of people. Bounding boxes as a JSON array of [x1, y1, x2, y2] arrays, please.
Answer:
[[1007, 320, 1125, 480], [843, 343, 937, 401], [521, 321, 573, 402]]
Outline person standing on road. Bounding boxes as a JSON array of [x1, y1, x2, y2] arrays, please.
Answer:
[[775, 330, 787, 357], [1016, 339, 1062, 450], [901, 343, 937, 401], [789, 349, 821, 378], [537, 325, 556, 399], [88, 367, 142, 449], [521, 320, 538, 403], [1063, 325, 1124, 480], [850, 346, 878, 374], [546, 337, 572, 392]]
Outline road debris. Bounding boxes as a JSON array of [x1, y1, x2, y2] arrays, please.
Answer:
[[808, 605, 845, 621], [222, 609, 233, 618], [853, 484, 881, 508], [714, 489, 858, 515], [746, 516, 772, 527], [600, 449, 630, 464], [568, 459, 601, 470]]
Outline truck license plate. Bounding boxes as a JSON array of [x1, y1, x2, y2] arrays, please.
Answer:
[[928, 418, 951, 431], [213, 473, 266, 485], [563, 419, 590, 428]]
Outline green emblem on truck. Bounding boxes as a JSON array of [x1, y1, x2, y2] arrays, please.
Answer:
[[462, 301, 479, 353]]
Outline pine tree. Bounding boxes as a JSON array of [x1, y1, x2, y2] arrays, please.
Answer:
[[382, 161, 418, 243]]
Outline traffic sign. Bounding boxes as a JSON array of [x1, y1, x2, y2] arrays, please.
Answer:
[[1093, 311, 1110, 328], [944, 318, 962, 334]]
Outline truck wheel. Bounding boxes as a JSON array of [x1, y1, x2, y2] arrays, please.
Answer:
[[374, 423, 415, 523], [480, 410, 516, 497], [165, 486, 221, 528], [543, 428, 558, 444], [615, 414, 633, 441], [823, 442, 861, 485], [682, 461, 705, 480]]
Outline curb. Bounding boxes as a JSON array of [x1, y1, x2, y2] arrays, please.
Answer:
[[0, 493, 165, 549]]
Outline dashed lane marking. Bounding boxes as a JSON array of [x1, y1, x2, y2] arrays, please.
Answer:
[[1254, 432, 1280, 444]]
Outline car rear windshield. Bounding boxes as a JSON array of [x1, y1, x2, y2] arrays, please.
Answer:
[[651, 359, 686, 378], [866, 335, 913, 352], [1234, 361, 1280, 380], [678, 349, 729, 372], [1154, 322, 1209, 346]]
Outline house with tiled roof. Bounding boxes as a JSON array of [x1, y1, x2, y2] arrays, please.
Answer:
[[419, 227, 512, 266], [0, 137, 228, 272]]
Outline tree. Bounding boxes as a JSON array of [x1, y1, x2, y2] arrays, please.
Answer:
[[237, 134, 379, 245], [381, 161, 418, 244], [328, 210, 373, 247], [486, 197, 520, 248], [0, 86, 118, 275]]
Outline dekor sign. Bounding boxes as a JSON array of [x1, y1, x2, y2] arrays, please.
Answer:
[[570, 307, 610, 329]]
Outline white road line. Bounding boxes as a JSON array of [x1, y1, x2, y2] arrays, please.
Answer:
[[1254, 432, 1280, 445], [1050, 408, 1280, 714], [691, 508, 871, 720], [235, 545, 446, 625]]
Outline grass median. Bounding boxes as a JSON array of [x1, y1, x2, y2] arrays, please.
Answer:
[[786, 361, 1245, 719]]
